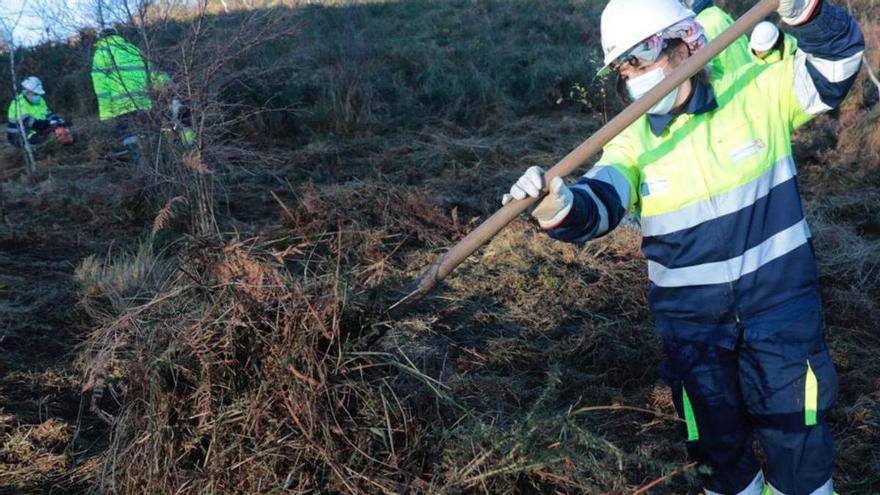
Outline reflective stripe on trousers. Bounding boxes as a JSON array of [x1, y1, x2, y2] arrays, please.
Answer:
[[660, 291, 837, 495], [763, 479, 834, 495], [705, 471, 764, 495]]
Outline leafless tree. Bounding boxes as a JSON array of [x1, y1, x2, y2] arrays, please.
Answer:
[[0, 2, 38, 179], [31, 0, 95, 41], [18, 0, 301, 236]]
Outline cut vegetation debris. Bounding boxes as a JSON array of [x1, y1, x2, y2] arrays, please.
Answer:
[[0, 0, 878, 493]]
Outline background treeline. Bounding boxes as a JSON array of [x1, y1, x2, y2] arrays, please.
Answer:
[[1, 0, 616, 142]]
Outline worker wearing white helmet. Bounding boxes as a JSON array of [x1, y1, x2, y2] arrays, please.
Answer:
[[751, 21, 784, 60], [685, 1, 752, 79], [21, 76, 44, 96], [504, 0, 863, 493], [750, 21, 801, 66], [6, 76, 67, 148]]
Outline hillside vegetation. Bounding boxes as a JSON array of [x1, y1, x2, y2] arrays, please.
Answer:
[[0, 0, 878, 493]]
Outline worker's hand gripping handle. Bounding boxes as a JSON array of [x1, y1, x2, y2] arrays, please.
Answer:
[[393, 0, 781, 310]]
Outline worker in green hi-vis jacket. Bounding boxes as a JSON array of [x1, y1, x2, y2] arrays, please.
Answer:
[[6, 76, 68, 148], [686, 0, 753, 78], [91, 27, 194, 163]]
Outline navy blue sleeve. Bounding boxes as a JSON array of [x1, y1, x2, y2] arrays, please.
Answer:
[[690, 0, 713, 15], [546, 178, 627, 244], [792, 0, 865, 109]]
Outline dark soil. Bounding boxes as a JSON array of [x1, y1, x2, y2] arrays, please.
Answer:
[[0, 150, 147, 494]]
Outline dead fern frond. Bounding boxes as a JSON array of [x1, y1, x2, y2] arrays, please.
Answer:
[[183, 151, 212, 175], [152, 196, 189, 235]]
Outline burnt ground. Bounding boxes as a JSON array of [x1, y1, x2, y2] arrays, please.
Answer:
[[0, 143, 150, 494]]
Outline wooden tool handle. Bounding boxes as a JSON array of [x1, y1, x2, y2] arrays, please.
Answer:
[[394, 0, 780, 309]]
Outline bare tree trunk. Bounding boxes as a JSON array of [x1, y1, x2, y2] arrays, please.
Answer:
[[0, 13, 39, 181], [865, 0, 880, 106], [98, 0, 106, 28]]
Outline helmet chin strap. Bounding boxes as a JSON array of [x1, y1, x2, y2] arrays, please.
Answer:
[[669, 45, 696, 112], [670, 76, 696, 114]]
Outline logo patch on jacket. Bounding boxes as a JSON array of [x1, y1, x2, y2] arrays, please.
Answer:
[[640, 177, 670, 197], [729, 139, 766, 162]]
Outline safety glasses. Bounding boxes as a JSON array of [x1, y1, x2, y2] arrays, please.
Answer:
[[610, 35, 666, 73]]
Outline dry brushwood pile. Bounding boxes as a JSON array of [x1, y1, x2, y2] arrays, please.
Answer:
[[1, 0, 880, 494]]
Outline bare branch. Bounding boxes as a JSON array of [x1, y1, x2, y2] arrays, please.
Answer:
[[846, 0, 880, 105], [0, 0, 39, 179]]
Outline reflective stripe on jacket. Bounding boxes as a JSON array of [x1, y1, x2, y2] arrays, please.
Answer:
[[6, 93, 54, 137], [91, 34, 160, 121], [548, 1, 864, 324], [7, 93, 51, 123]]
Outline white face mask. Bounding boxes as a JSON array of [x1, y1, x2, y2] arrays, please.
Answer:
[[27, 94, 42, 105], [625, 66, 679, 115]]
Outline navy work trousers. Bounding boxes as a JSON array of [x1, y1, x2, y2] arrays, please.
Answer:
[[657, 290, 837, 495]]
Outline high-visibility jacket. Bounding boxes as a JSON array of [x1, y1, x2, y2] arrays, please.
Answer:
[[754, 33, 798, 65], [91, 34, 167, 121], [696, 5, 752, 79], [6, 93, 57, 140], [548, 3, 864, 333]]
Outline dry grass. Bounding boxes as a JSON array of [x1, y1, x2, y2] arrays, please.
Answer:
[[0, 0, 875, 493], [0, 419, 70, 486], [72, 184, 461, 493], [71, 178, 708, 493], [67, 3, 880, 492]]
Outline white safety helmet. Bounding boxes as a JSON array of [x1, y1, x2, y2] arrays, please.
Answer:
[[750, 21, 781, 53], [599, 0, 695, 75], [21, 76, 45, 95]]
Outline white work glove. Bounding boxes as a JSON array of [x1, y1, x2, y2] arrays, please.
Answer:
[[502, 166, 574, 229], [777, 0, 820, 25], [170, 97, 183, 121]]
